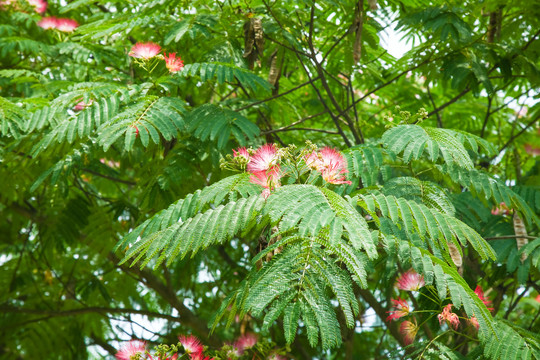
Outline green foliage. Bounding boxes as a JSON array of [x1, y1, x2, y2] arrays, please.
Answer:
[[1, 0, 539, 358], [186, 104, 260, 149]]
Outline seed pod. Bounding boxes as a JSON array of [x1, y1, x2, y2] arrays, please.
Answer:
[[513, 212, 528, 262]]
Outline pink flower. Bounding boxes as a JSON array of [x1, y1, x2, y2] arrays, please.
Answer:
[[178, 335, 203, 355], [525, 144, 540, 156], [386, 298, 410, 322], [74, 99, 93, 111], [249, 168, 281, 188], [536, 294, 540, 303], [233, 147, 250, 161], [164, 53, 184, 73], [27, 0, 46, 13], [474, 285, 493, 312], [306, 147, 351, 185], [116, 340, 146, 360], [235, 333, 258, 354], [247, 144, 279, 173], [396, 269, 425, 291], [129, 42, 161, 60], [190, 353, 213, 360], [491, 202, 510, 216], [399, 320, 418, 345], [437, 304, 460, 330], [468, 316, 479, 331], [55, 18, 78, 32], [38, 16, 58, 30]]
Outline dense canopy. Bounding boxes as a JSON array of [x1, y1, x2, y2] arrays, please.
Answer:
[[1, 0, 539, 358]]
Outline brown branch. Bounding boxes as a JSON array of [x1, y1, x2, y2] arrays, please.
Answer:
[[485, 235, 538, 241], [426, 81, 443, 128], [109, 253, 221, 347], [82, 168, 136, 186], [425, 87, 470, 120], [494, 115, 540, 157], [357, 289, 405, 347], [0, 305, 181, 323], [236, 77, 320, 111], [480, 96, 492, 138], [262, 0, 352, 147], [263, 127, 339, 135]]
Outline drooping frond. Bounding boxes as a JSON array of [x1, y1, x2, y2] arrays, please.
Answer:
[[30, 146, 87, 192], [115, 174, 262, 265], [519, 237, 540, 269], [31, 95, 121, 156], [186, 104, 260, 148], [357, 193, 496, 263], [382, 176, 456, 215], [382, 125, 474, 169], [75, 14, 168, 40], [213, 234, 368, 349], [0, 96, 27, 139], [180, 63, 271, 93], [120, 195, 264, 269], [264, 185, 377, 258], [482, 319, 540, 360], [343, 144, 390, 187], [451, 192, 492, 231], [164, 15, 217, 44], [438, 164, 540, 227], [97, 96, 186, 152]]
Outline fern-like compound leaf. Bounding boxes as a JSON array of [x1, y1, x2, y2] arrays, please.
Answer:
[[186, 104, 260, 149], [382, 125, 474, 169]]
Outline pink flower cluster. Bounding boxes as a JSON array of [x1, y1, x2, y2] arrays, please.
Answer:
[[386, 298, 410, 322], [474, 285, 493, 312], [27, 0, 46, 13], [396, 269, 425, 291], [116, 333, 286, 359], [179, 335, 213, 360], [437, 304, 460, 330], [399, 320, 418, 345], [38, 16, 79, 32], [491, 202, 511, 216], [234, 144, 282, 199], [305, 147, 352, 185], [129, 42, 184, 73], [116, 340, 178, 360]]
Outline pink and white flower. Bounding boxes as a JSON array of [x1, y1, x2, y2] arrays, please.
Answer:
[[55, 18, 78, 32], [233, 147, 250, 161], [491, 202, 511, 216], [164, 53, 184, 73], [178, 335, 203, 355], [305, 147, 351, 185], [247, 144, 279, 173], [27, 0, 46, 13], [437, 304, 460, 330], [386, 298, 410, 321], [38, 17, 78, 32], [129, 42, 161, 60], [468, 316, 479, 331], [115, 340, 146, 360], [474, 285, 493, 312], [190, 353, 213, 360], [73, 98, 93, 111], [396, 269, 425, 291], [399, 320, 418, 345], [235, 333, 258, 354], [38, 16, 58, 30]]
